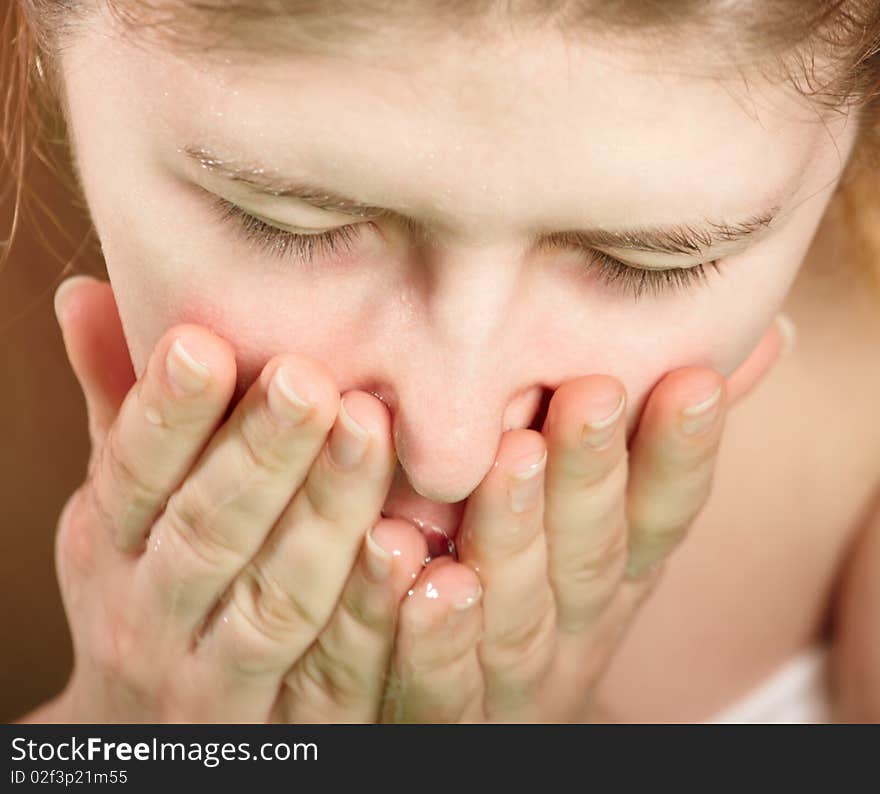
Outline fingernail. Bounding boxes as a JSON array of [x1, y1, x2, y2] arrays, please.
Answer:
[[679, 384, 722, 435], [267, 365, 312, 425], [365, 526, 393, 581], [774, 312, 797, 356], [53, 274, 96, 327], [448, 582, 482, 625], [581, 392, 625, 450], [328, 397, 370, 469], [508, 449, 547, 513], [166, 338, 212, 396]]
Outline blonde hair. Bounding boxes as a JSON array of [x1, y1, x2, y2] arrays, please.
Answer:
[[3, 0, 880, 290]]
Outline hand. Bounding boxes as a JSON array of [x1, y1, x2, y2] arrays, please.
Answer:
[[46, 275, 427, 723], [380, 316, 793, 723]]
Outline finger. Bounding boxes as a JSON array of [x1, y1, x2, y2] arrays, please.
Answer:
[[282, 518, 427, 723], [456, 428, 556, 721], [384, 558, 484, 724], [542, 375, 629, 632], [196, 391, 397, 715], [725, 313, 795, 405], [136, 352, 340, 635], [624, 367, 727, 580], [89, 324, 236, 553], [54, 275, 136, 449]]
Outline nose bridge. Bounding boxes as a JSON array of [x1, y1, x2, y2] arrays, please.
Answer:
[[424, 243, 523, 348]]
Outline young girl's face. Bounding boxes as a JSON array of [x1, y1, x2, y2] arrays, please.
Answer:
[[58, 10, 856, 513]]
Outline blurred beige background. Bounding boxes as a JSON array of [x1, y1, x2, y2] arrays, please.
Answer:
[[0, 93, 103, 721]]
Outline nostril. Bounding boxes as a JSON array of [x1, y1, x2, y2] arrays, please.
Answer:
[[360, 380, 397, 412], [527, 387, 554, 432]]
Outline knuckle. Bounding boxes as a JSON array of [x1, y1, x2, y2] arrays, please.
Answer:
[[576, 455, 629, 521], [574, 460, 628, 524], [486, 595, 556, 666], [625, 504, 692, 576], [162, 485, 240, 571], [229, 564, 321, 655], [303, 467, 347, 526], [236, 407, 291, 478], [400, 619, 481, 680], [284, 655, 330, 707], [89, 609, 145, 694], [658, 432, 721, 476], [56, 487, 99, 581], [629, 526, 684, 567], [102, 425, 165, 518], [298, 642, 368, 710], [632, 477, 709, 542], [341, 585, 390, 639], [574, 445, 629, 489], [559, 527, 628, 590]]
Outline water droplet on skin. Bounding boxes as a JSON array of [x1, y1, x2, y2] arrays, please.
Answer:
[[392, 549, 402, 557], [426, 582, 439, 599], [387, 515, 458, 561], [407, 589, 414, 597]]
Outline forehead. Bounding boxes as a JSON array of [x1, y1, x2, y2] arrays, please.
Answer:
[[73, 13, 849, 234]]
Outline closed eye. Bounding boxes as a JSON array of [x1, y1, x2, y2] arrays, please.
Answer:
[[210, 194, 723, 300]]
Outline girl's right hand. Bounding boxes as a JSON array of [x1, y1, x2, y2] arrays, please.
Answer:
[[47, 275, 428, 723]]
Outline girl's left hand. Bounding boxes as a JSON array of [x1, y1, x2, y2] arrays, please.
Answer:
[[381, 317, 793, 723]]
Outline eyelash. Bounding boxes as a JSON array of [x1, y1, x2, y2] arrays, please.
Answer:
[[210, 195, 722, 300], [209, 196, 362, 263]]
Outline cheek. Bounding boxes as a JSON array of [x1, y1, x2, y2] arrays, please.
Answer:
[[97, 171, 807, 427], [101, 241, 784, 424]]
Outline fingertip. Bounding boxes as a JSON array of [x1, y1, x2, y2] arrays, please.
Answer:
[[493, 428, 547, 476], [545, 374, 626, 435], [158, 324, 238, 397], [413, 557, 482, 612], [340, 390, 393, 436], [646, 366, 726, 422], [369, 517, 429, 590], [53, 274, 103, 327], [259, 353, 341, 431]]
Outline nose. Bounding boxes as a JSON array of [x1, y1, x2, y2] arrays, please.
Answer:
[[389, 377, 547, 502], [379, 245, 548, 502]]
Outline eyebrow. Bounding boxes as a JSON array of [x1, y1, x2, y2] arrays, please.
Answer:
[[183, 144, 782, 257]]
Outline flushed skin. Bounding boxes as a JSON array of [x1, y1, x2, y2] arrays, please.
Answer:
[[42, 274, 778, 722]]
